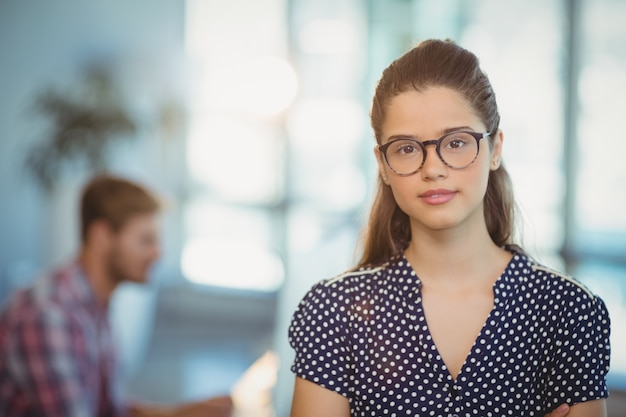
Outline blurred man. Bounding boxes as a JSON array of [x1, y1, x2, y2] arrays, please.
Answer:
[[0, 174, 232, 417]]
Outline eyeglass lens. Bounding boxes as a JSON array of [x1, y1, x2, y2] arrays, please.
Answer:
[[384, 132, 480, 174]]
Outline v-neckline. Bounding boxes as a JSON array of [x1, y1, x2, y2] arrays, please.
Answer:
[[404, 253, 517, 384], [416, 296, 497, 384]]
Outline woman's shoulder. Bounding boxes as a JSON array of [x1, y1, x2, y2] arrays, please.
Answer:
[[528, 262, 591, 294], [513, 253, 607, 314], [322, 255, 412, 290], [324, 264, 386, 287], [521, 257, 593, 298], [297, 257, 406, 304], [501, 252, 610, 338]]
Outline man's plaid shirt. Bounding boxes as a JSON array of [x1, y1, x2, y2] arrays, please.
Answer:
[[0, 262, 125, 416]]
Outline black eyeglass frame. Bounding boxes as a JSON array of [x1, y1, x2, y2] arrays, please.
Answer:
[[378, 130, 492, 176]]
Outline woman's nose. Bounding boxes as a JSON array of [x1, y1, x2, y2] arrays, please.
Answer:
[[420, 145, 448, 180]]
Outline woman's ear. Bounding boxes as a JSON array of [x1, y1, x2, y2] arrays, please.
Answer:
[[490, 130, 504, 171], [374, 146, 390, 184]]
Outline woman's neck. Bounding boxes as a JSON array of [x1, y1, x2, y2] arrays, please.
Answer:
[[404, 222, 511, 288]]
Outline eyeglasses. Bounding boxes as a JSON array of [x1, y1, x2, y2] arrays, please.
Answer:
[[378, 130, 491, 176]]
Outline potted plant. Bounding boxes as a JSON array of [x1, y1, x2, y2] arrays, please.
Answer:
[[25, 63, 137, 191]]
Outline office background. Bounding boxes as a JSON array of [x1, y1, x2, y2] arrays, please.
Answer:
[[0, 0, 625, 415]]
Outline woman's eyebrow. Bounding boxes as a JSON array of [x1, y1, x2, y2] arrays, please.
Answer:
[[385, 126, 476, 142], [440, 125, 475, 134]]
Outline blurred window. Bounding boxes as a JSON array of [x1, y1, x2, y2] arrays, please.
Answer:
[[574, 0, 626, 386], [183, 0, 292, 292]]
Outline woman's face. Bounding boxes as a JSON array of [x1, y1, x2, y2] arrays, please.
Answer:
[[375, 86, 503, 236]]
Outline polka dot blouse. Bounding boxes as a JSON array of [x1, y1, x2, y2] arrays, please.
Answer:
[[289, 251, 611, 416]]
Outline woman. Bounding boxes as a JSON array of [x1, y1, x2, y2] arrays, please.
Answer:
[[288, 39, 610, 416]]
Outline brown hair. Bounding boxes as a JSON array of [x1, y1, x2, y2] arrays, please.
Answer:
[[80, 174, 161, 243], [357, 39, 517, 268]]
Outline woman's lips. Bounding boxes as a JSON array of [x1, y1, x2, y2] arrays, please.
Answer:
[[419, 189, 457, 205]]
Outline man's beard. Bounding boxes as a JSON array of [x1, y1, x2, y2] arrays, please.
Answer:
[[106, 246, 129, 285]]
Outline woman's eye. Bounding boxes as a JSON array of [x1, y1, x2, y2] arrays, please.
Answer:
[[393, 142, 420, 155], [445, 137, 468, 149], [399, 145, 416, 154]]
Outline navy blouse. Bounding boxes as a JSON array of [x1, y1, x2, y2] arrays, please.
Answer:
[[289, 251, 610, 416]]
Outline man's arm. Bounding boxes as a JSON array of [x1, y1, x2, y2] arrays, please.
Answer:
[[128, 395, 233, 417]]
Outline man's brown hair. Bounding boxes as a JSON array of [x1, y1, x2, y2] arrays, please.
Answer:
[[80, 174, 161, 243]]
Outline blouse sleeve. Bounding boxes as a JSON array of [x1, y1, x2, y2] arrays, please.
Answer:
[[288, 281, 352, 398], [542, 293, 611, 412]]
